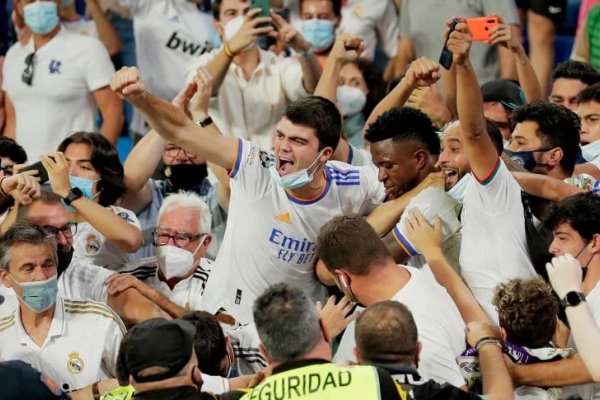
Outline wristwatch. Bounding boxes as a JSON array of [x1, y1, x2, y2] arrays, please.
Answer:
[[196, 116, 213, 128], [63, 187, 84, 206], [560, 291, 586, 308]]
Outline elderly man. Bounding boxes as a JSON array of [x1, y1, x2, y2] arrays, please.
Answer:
[[0, 221, 124, 392]]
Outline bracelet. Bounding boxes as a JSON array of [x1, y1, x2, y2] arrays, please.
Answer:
[[475, 337, 503, 352], [0, 176, 9, 197], [224, 42, 236, 58], [92, 381, 100, 399]]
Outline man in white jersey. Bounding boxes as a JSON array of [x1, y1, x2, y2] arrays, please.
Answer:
[[107, 192, 215, 314], [110, 55, 385, 324], [506, 192, 600, 399], [0, 221, 124, 392], [8, 191, 172, 325], [448, 18, 536, 323], [316, 214, 467, 388]]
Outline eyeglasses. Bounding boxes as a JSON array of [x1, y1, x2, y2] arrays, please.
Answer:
[[22, 52, 36, 86], [152, 229, 204, 248], [43, 222, 78, 238], [164, 145, 197, 160], [0, 165, 14, 176]]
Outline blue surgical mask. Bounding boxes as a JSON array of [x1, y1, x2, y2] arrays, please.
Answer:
[[302, 19, 335, 52], [504, 149, 539, 171], [9, 274, 58, 313], [69, 175, 100, 200], [447, 173, 473, 203], [582, 141, 600, 162], [24, 1, 59, 35], [269, 150, 325, 190]]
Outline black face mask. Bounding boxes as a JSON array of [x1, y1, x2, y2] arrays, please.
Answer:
[[165, 164, 208, 191], [57, 246, 74, 277]]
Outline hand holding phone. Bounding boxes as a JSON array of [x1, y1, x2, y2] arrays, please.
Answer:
[[20, 160, 49, 184], [439, 18, 461, 70]]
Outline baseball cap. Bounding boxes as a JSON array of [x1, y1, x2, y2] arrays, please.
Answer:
[[481, 79, 526, 110], [121, 318, 196, 383], [0, 360, 70, 399]]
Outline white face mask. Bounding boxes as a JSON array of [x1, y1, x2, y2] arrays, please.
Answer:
[[337, 85, 367, 117], [222, 15, 245, 41], [582, 140, 600, 162], [156, 236, 206, 280], [447, 173, 473, 204]]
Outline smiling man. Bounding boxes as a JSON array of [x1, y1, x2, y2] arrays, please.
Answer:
[[111, 65, 385, 324]]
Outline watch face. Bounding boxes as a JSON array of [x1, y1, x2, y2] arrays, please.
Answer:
[[566, 291, 584, 306]]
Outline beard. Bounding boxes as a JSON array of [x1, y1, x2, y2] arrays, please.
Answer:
[[57, 246, 74, 277]]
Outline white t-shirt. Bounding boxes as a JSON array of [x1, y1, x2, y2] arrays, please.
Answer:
[[118, 0, 218, 134], [223, 323, 268, 376], [333, 266, 466, 388], [2, 26, 115, 162], [392, 187, 462, 273], [460, 160, 536, 324], [185, 49, 309, 151], [0, 295, 125, 391], [338, 0, 399, 60], [122, 256, 213, 311], [201, 139, 385, 323], [72, 206, 142, 270], [347, 144, 373, 167]]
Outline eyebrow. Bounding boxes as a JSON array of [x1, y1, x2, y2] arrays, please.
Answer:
[[276, 130, 309, 143]]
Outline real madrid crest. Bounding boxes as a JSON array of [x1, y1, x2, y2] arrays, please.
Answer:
[[67, 352, 84, 374], [85, 234, 100, 255]]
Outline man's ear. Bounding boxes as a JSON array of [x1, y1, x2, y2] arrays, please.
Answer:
[[546, 147, 563, 167], [258, 344, 272, 364], [500, 327, 508, 341], [590, 233, 600, 255], [213, 19, 225, 39], [415, 341, 422, 367], [415, 149, 429, 170], [0, 269, 12, 289], [202, 234, 212, 248], [320, 147, 334, 163]]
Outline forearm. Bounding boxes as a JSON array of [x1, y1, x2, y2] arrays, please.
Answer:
[[108, 288, 170, 326], [512, 171, 583, 201], [566, 305, 600, 381], [512, 46, 543, 103], [69, 379, 118, 400], [478, 345, 514, 400], [99, 101, 123, 144], [204, 49, 234, 95], [573, 24, 590, 62], [393, 38, 414, 78], [314, 54, 343, 102], [3, 93, 15, 138], [88, 0, 122, 55], [425, 251, 488, 324], [513, 354, 593, 387], [297, 53, 321, 94], [366, 191, 417, 236], [441, 66, 457, 120], [456, 61, 486, 140], [142, 287, 186, 318], [70, 198, 143, 252], [123, 130, 167, 192], [0, 204, 17, 235]]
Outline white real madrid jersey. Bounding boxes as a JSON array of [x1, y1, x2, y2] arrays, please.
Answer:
[[201, 139, 385, 324]]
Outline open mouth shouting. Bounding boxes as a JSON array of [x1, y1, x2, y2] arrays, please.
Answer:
[[278, 156, 295, 176], [442, 167, 460, 190]]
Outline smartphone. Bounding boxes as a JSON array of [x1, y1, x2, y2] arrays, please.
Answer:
[[20, 160, 49, 184], [466, 16, 500, 42], [439, 18, 461, 70], [250, 0, 271, 27]]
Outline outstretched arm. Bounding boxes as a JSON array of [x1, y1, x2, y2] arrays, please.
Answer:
[[110, 67, 238, 170]]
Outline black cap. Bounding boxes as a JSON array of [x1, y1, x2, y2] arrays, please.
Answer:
[[0, 360, 70, 399], [481, 79, 526, 110], [121, 318, 196, 383]]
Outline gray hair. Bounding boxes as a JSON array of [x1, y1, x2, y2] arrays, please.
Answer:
[[0, 220, 58, 271], [253, 283, 322, 362], [158, 192, 212, 235]]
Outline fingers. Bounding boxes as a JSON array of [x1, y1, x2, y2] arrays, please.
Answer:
[[110, 67, 144, 97], [315, 301, 322, 311], [244, 7, 262, 22]]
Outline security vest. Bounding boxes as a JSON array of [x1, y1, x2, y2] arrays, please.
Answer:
[[240, 360, 408, 400]]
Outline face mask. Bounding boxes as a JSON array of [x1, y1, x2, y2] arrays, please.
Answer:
[[269, 150, 325, 190], [165, 164, 208, 191], [156, 237, 205, 280], [504, 149, 538, 172], [582, 141, 600, 162], [9, 274, 58, 313], [447, 173, 473, 203], [337, 86, 367, 117], [57, 246, 73, 277], [24, 1, 59, 35], [302, 19, 335, 52]]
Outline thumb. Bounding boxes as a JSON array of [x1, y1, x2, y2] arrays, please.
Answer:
[[315, 301, 323, 311]]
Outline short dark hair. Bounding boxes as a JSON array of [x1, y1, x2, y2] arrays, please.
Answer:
[[0, 221, 57, 271], [284, 96, 341, 152], [253, 283, 322, 362], [0, 137, 27, 164], [299, 0, 342, 16], [364, 107, 440, 156], [544, 192, 600, 241], [355, 301, 418, 365], [212, 0, 249, 20], [576, 82, 600, 104], [317, 214, 390, 275], [181, 311, 227, 376], [493, 277, 558, 348], [57, 132, 125, 206], [511, 102, 581, 174], [551, 60, 600, 86], [342, 59, 386, 118]]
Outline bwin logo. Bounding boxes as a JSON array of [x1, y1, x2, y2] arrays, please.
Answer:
[[166, 32, 212, 56]]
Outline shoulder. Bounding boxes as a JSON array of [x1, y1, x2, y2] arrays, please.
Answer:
[[325, 161, 364, 186], [0, 310, 16, 333], [63, 298, 126, 334]]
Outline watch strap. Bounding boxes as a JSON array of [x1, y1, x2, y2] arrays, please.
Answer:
[[560, 291, 586, 308], [63, 187, 84, 206], [196, 116, 213, 128]]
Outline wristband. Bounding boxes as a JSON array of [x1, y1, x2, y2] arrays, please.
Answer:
[[224, 42, 236, 58], [475, 337, 502, 351], [92, 381, 100, 399]]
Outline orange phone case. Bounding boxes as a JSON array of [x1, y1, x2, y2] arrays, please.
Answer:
[[466, 16, 500, 42]]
